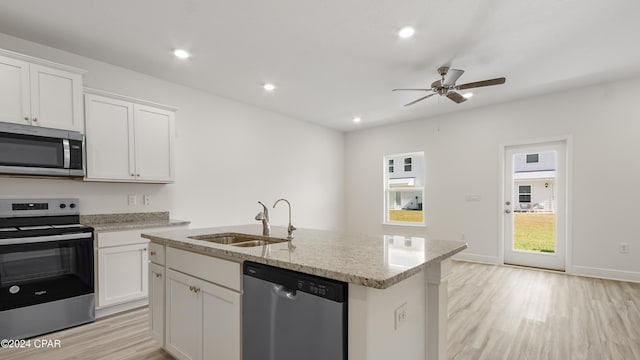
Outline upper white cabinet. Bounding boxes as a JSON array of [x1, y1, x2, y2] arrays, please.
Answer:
[[84, 89, 176, 183], [0, 49, 85, 132]]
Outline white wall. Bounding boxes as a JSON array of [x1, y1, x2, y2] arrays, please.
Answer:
[[345, 77, 640, 282], [0, 33, 345, 231]]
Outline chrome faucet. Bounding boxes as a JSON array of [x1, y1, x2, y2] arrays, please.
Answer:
[[273, 198, 296, 240], [255, 201, 270, 236]]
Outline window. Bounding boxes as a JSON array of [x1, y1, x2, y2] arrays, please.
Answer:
[[384, 152, 424, 225], [404, 157, 412, 172], [526, 154, 539, 163], [519, 185, 531, 203]]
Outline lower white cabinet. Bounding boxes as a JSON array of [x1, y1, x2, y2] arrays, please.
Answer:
[[165, 268, 241, 360], [97, 243, 149, 307], [149, 262, 165, 346]]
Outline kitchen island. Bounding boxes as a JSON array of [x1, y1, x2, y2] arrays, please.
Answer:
[[142, 225, 466, 360]]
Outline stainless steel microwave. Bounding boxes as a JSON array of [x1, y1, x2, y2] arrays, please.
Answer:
[[0, 122, 84, 177]]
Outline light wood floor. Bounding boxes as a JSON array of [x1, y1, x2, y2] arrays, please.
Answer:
[[2, 261, 639, 359], [448, 261, 640, 360]]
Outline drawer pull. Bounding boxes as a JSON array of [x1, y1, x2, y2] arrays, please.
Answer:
[[150, 251, 157, 256], [155, 273, 162, 278]]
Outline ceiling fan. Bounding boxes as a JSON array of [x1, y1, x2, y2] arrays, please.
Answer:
[[393, 66, 506, 106]]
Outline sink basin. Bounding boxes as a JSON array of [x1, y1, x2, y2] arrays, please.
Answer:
[[188, 233, 286, 247]]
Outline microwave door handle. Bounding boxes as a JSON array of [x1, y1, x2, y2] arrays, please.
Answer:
[[63, 139, 71, 169]]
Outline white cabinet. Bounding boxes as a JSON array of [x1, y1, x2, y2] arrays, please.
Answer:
[[151, 246, 241, 360], [97, 243, 149, 307], [149, 262, 165, 346], [0, 50, 84, 132], [95, 226, 186, 318], [84, 90, 176, 183], [165, 268, 241, 360]]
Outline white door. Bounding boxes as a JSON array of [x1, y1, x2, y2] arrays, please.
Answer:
[[97, 243, 149, 307], [149, 262, 165, 346], [84, 94, 136, 180], [503, 141, 567, 270], [0, 55, 30, 125], [165, 269, 202, 360], [202, 280, 241, 360], [30, 64, 83, 132], [133, 104, 175, 182]]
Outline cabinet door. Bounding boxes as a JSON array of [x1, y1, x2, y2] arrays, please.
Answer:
[[0, 55, 30, 125], [29, 64, 83, 132], [133, 104, 175, 182], [165, 269, 202, 360], [84, 94, 136, 181], [97, 243, 149, 307], [202, 280, 241, 360], [149, 262, 165, 346]]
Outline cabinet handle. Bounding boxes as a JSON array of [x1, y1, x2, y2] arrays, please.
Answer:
[[137, 174, 140, 177], [131, 173, 135, 177], [24, 117, 29, 121], [155, 273, 162, 278], [189, 285, 194, 292], [143, 248, 147, 251], [32, 117, 38, 122], [150, 251, 157, 256], [193, 287, 201, 294]]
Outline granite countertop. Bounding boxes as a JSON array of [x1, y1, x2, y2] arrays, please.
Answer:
[[141, 224, 467, 289], [81, 212, 190, 232]]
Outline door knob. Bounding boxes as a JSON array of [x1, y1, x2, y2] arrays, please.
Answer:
[[505, 209, 511, 214]]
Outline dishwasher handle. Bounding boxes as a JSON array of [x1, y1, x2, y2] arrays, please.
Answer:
[[272, 284, 297, 300]]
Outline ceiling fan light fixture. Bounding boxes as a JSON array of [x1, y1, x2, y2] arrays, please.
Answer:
[[463, 93, 473, 99], [173, 49, 190, 59], [398, 27, 415, 39]]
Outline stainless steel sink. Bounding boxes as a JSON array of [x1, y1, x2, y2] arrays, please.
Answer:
[[188, 233, 287, 247]]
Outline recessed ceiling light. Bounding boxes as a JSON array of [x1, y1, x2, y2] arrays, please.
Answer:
[[173, 49, 190, 59], [463, 93, 473, 99], [398, 27, 415, 39], [353, 117, 361, 123], [263, 83, 276, 91]]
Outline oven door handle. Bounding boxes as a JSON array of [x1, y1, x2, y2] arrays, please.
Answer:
[[1, 232, 92, 245]]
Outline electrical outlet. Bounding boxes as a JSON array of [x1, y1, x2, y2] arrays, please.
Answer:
[[394, 302, 407, 330], [620, 243, 630, 254], [127, 194, 137, 206], [143, 195, 151, 206]]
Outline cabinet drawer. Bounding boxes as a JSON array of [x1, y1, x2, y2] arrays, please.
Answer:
[[149, 242, 165, 265], [97, 229, 148, 248], [166, 247, 240, 291]]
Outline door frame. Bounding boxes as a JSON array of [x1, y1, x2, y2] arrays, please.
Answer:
[[498, 135, 573, 270]]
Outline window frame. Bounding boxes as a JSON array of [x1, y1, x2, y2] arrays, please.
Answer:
[[383, 151, 425, 227]]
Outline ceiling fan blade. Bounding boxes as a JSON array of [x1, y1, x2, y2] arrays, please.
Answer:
[[443, 69, 464, 86], [392, 88, 431, 92], [404, 93, 436, 107], [446, 91, 467, 104], [456, 77, 506, 90]]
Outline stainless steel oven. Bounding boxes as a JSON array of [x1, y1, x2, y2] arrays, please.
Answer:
[[0, 121, 84, 177], [0, 199, 94, 340]]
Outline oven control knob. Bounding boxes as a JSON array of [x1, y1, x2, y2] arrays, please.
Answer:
[[70, 203, 76, 209], [9, 285, 20, 294], [60, 204, 67, 209]]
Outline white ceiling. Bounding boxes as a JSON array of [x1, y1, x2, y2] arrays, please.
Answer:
[[1, 0, 639, 131]]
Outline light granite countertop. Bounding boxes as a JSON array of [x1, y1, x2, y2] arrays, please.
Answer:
[[81, 211, 190, 232], [141, 224, 467, 289]]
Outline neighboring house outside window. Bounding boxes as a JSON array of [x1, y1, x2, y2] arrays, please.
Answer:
[[514, 151, 557, 212], [383, 152, 424, 225]]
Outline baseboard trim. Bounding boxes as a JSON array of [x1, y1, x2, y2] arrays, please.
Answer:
[[452, 253, 500, 265], [568, 265, 640, 283], [96, 298, 149, 318]]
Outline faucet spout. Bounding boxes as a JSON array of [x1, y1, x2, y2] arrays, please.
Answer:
[[256, 201, 270, 236], [273, 198, 296, 240]]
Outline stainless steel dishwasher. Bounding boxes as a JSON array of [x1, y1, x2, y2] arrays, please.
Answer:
[[243, 261, 348, 360]]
